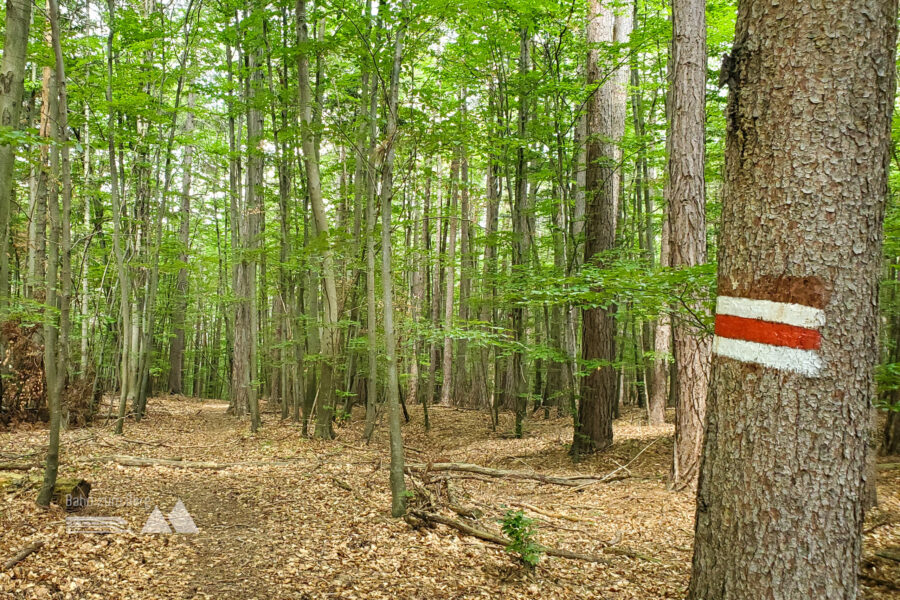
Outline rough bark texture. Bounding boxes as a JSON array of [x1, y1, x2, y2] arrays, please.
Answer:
[[574, 1, 630, 456], [667, 0, 710, 491], [688, 2, 898, 598]]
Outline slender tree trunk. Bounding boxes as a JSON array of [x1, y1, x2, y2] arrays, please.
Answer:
[[648, 213, 670, 425], [379, 2, 409, 517], [107, 0, 132, 436], [454, 103, 472, 406], [244, 12, 264, 433], [667, 0, 711, 491], [37, 0, 63, 504], [297, 0, 338, 440], [688, 1, 897, 597], [573, 2, 630, 456], [425, 159, 443, 425], [168, 93, 194, 395], [362, 29, 379, 441], [440, 158, 459, 406], [508, 28, 530, 439]]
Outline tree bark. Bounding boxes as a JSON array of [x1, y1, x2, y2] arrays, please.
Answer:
[[648, 213, 669, 425], [297, 0, 338, 440], [440, 158, 459, 407], [688, 1, 897, 597], [667, 0, 710, 490], [107, 0, 132, 436], [379, 1, 409, 517], [0, 0, 33, 311], [168, 93, 194, 395], [573, 1, 630, 456]]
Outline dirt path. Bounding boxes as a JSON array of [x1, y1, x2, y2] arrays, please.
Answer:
[[1, 397, 898, 599]]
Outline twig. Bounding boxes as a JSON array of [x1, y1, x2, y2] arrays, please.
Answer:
[[407, 462, 622, 487], [408, 510, 657, 563], [3, 541, 44, 570], [572, 437, 663, 491]]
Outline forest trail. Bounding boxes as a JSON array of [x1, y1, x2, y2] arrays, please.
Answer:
[[1, 398, 898, 599]]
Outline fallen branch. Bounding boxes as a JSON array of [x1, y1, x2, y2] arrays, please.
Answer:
[[572, 437, 663, 491], [89, 455, 225, 470], [0, 462, 39, 471], [860, 572, 900, 591], [86, 455, 301, 470], [408, 510, 657, 563], [875, 548, 900, 563], [3, 541, 44, 570], [407, 462, 625, 487]]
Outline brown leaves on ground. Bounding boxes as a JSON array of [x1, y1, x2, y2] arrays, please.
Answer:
[[0, 398, 898, 599]]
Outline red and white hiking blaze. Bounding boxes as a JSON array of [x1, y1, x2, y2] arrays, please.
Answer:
[[712, 296, 825, 377]]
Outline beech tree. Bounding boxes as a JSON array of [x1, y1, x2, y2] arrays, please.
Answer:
[[689, 1, 898, 597]]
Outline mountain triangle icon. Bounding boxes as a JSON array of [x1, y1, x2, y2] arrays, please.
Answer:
[[141, 507, 172, 534], [168, 499, 199, 534]]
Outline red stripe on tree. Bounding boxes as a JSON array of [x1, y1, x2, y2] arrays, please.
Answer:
[[714, 314, 821, 350]]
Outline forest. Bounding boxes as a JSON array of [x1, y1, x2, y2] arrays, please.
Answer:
[[0, 0, 898, 598]]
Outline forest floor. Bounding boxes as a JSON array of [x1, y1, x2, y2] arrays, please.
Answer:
[[1, 397, 898, 600]]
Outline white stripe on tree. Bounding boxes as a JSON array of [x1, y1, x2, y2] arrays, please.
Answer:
[[712, 336, 824, 377], [716, 296, 825, 329]]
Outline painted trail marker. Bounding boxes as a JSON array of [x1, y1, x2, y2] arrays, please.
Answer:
[[712, 296, 825, 377]]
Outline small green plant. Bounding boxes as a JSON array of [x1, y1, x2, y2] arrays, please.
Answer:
[[500, 509, 543, 569]]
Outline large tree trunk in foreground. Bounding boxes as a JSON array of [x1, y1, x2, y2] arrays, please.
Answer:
[[667, 0, 710, 491], [688, 2, 897, 598], [573, 1, 630, 456]]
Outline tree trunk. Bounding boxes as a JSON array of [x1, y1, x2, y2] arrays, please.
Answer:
[[297, 0, 338, 440], [688, 2, 897, 598], [667, 0, 711, 491], [573, 1, 630, 456], [244, 13, 264, 433], [168, 93, 194, 395], [439, 158, 459, 407], [648, 213, 670, 425], [37, 4, 62, 505], [379, 2, 409, 517], [362, 58, 379, 442], [884, 407, 900, 456], [0, 0, 33, 311]]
